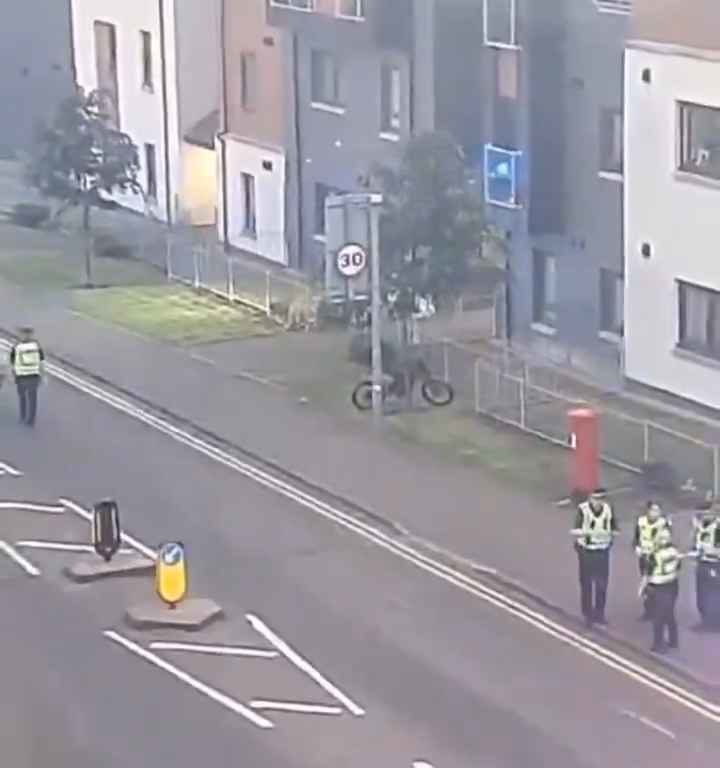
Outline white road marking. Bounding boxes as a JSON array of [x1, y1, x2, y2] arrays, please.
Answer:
[[413, 762, 436, 768], [0, 461, 22, 477], [249, 700, 343, 715], [60, 499, 157, 561], [247, 613, 365, 717], [149, 641, 278, 659], [0, 540, 41, 576], [17, 351, 718, 723], [0, 501, 64, 514], [103, 630, 274, 729], [14, 540, 134, 554], [619, 709, 676, 740]]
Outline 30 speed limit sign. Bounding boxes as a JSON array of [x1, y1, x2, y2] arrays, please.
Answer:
[[336, 243, 367, 278]]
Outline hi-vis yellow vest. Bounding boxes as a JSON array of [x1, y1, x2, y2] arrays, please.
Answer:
[[12, 342, 41, 377], [637, 515, 670, 555], [694, 519, 720, 561], [649, 546, 680, 585], [578, 502, 613, 550]]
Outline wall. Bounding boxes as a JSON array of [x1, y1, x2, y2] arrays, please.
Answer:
[[631, 0, 720, 52], [224, 136, 288, 266], [181, 143, 216, 225], [71, 0, 181, 222], [624, 46, 720, 409], [0, 0, 73, 157]]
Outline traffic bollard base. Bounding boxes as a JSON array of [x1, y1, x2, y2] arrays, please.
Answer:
[[124, 597, 224, 632], [64, 554, 155, 583]]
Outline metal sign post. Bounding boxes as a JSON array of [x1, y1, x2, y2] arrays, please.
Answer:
[[368, 197, 383, 425]]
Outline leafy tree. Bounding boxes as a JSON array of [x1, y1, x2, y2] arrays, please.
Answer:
[[27, 87, 141, 286], [373, 131, 492, 305]]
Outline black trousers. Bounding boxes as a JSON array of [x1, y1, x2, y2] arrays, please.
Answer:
[[15, 375, 40, 426], [650, 581, 678, 649], [696, 560, 720, 623], [638, 555, 653, 616], [577, 548, 610, 622]]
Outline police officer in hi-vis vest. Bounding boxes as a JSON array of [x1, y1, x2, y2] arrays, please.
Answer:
[[571, 488, 619, 628], [690, 504, 720, 628], [645, 528, 681, 653], [633, 501, 672, 621], [9, 327, 44, 427]]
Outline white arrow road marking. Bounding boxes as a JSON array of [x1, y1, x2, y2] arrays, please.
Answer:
[[20, 353, 719, 725], [0, 462, 22, 477], [15, 540, 134, 555], [0, 502, 64, 514], [149, 641, 278, 659], [619, 709, 676, 740], [249, 700, 343, 715], [103, 631, 274, 729], [247, 613, 365, 717], [0, 541, 40, 576], [60, 499, 156, 561]]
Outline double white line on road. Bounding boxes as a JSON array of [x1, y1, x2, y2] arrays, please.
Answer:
[[20, 348, 720, 725]]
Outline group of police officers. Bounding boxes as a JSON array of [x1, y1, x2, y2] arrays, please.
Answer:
[[573, 488, 720, 653]]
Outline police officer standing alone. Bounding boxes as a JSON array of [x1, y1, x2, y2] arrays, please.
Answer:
[[571, 488, 619, 628], [633, 501, 672, 621], [645, 528, 681, 653], [9, 327, 44, 427], [690, 504, 720, 629]]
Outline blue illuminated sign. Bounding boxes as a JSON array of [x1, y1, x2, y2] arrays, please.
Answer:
[[484, 144, 521, 208]]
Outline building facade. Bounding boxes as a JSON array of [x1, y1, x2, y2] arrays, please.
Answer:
[[624, 0, 720, 409], [70, 0, 221, 224]]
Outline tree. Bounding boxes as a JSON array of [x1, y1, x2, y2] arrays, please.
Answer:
[[27, 88, 141, 286], [373, 131, 491, 304]]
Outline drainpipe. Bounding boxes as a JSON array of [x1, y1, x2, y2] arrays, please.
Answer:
[[219, 0, 230, 248], [67, 0, 78, 85], [158, 0, 173, 224], [291, 31, 304, 271]]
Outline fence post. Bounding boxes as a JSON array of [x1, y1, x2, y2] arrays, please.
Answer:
[[443, 341, 450, 383], [519, 377, 527, 429], [265, 271, 271, 316], [192, 247, 200, 289], [474, 358, 480, 413], [714, 446, 719, 499], [643, 422, 650, 463]]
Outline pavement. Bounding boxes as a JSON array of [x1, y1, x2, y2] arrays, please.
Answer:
[[2, 361, 720, 766]]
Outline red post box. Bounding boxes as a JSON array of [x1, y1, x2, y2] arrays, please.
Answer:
[[568, 408, 599, 496]]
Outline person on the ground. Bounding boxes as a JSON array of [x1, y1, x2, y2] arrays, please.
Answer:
[[633, 501, 672, 621], [570, 488, 619, 628], [9, 326, 44, 427], [690, 505, 720, 628], [646, 528, 681, 653]]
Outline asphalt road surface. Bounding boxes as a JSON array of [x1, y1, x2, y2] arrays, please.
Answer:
[[1, 375, 720, 767]]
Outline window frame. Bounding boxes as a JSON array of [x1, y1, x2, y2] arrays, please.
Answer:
[[598, 107, 623, 178], [484, 144, 522, 209], [599, 268, 624, 338], [594, 0, 632, 15], [140, 30, 153, 91], [380, 62, 402, 135], [310, 49, 342, 110], [241, 172, 257, 237], [677, 101, 720, 183], [336, 0, 365, 20], [240, 52, 257, 112], [269, 0, 314, 11], [677, 280, 720, 360], [144, 143, 157, 201], [482, 0, 519, 50], [532, 250, 558, 329]]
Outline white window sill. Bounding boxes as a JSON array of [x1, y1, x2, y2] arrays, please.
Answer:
[[531, 322, 557, 337], [487, 198, 522, 210], [336, 14, 365, 22], [379, 131, 401, 143], [673, 345, 720, 371], [269, 1, 313, 11], [311, 102, 346, 116], [483, 41, 521, 51], [674, 169, 720, 192], [598, 170, 623, 183], [313, 233, 327, 243], [598, 330, 622, 345]]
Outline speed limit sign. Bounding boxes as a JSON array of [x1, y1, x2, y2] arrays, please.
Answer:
[[336, 243, 367, 278]]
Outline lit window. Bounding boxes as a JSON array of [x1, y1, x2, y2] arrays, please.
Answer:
[[484, 144, 521, 207], [678, 102, 720, 181]]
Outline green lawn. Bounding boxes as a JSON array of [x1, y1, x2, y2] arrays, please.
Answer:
[[72, 284, 277, 345]]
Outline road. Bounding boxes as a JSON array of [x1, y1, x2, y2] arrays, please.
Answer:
[[1, 373, 720, 767]]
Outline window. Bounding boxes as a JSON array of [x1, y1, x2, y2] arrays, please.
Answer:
[[270, 0, 314, 10], [241, 173, 257, 236], [533, 251, 557, 328], [93, 21, 119, 126], [380, 63, 401, 133], [678, 281, 720, 359], [599, 108, 623, 175], [483, 0, 517, 48], [314, 183, 336, 236], [144, 143, 157, 201], [599, 269, 624, 336], [484, 144, 521, 207], [140, 31, 153, 90], [337, 0, 365, 19], [678, 102, 720, 181], [594, 0, 632, 13], [311, 50, 341, 107], [240, 52, 257, 111]]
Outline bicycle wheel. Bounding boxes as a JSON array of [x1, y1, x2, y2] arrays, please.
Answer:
[[351, 380, 375, 411], [421, 378, 454, 406]]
